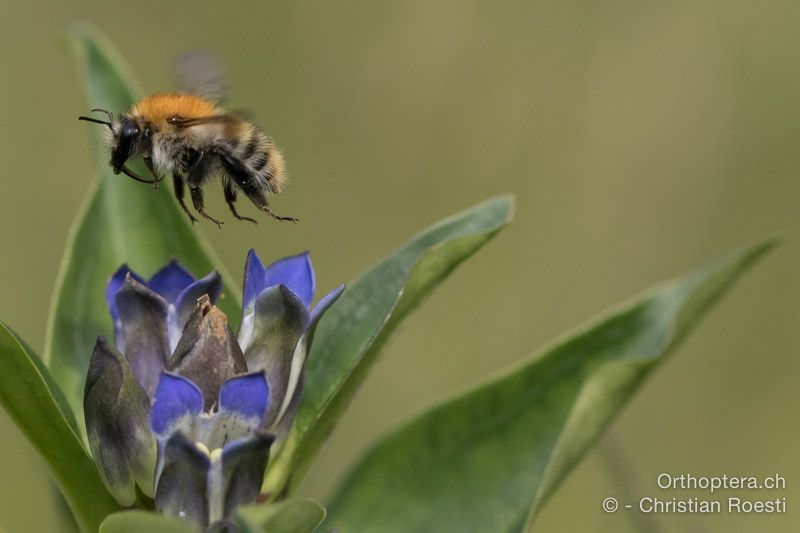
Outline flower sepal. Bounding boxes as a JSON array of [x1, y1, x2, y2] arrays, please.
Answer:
[[84, 336, 156, 506]]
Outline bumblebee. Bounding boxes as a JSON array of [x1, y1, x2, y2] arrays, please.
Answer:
[[79, 52, 295, 226]]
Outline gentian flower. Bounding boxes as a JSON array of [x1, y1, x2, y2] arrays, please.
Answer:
[[106, 260, 222, 396], [149, 327, 271, 529], [83, 250, 343, 527], [238, 251, 344, 435]]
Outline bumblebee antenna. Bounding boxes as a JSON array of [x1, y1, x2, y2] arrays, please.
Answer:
[[78, 116, 113, 129], [78, 108, 115, 130], [90, 108, 114, 122]]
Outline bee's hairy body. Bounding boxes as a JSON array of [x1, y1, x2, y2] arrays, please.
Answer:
[[130, 94, 286, 193], [98, 92, 292, 226]]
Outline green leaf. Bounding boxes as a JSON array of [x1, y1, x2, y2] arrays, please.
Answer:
[[264, 195, 514, 495], [324, 240, 776, 532], [44, 23, 240, 438], [99, 511, 199, 533], [0, 321, 121, 533], [235, 499, 326, 533]]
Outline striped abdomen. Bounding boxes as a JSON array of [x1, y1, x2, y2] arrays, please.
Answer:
[[223, 123, 286, 193]]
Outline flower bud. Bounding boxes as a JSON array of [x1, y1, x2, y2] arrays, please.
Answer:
[[168, 295, 247, 411]]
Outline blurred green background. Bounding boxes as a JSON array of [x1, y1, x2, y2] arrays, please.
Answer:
[[0, 1, 798, 531]]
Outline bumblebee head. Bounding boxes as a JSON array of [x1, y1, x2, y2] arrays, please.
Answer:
[[79, 109, 159, 185]]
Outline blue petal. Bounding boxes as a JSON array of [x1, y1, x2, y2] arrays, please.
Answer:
[[264, 252, 315, 308], [106, 264, 145, 332], [310, 284, 345, 327], [151, 373, 203, 437], [219, 371, 269, 421], [242, 250, 316, 310], [148, 259, 196, 303], [195, 372, 270, 450], [242, 249, 267, 311]]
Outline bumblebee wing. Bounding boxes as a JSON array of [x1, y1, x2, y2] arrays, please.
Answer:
[[168, 114, 241, 128], [173, 50, 230, 102]]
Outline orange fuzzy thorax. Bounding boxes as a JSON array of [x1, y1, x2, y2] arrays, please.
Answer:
[[130, 93, 221, 125]]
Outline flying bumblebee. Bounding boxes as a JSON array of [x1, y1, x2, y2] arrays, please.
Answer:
[[79, 51, 295, 226]]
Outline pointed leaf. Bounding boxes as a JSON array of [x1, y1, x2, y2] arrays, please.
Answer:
[[264, 196, 513, 495], [0, 321, 120, 532], [99, 511, 200, 533], [324, 240, 775, 532], [235, 499, 326, 533], [44, 23, 240, 440]]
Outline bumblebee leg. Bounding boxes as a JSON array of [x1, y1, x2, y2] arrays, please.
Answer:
[[223, 182, 257, 224], [218, 152, 298, 223], [143, 156, 162, 190], [189, 186, 223, 228], [186, 150, 224, 227], [255, 198, 298, 223], [172, 174, 197, 224]]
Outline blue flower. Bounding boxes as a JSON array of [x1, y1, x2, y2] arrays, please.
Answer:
[[83, 250, 343, 523], [105, 260, 222, 396], [150, 372, 274, 529], [237, 250, 344, 433]]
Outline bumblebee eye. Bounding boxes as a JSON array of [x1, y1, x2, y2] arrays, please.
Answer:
[[111, 119, 141, 171], [121, 122, 139, 138]]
